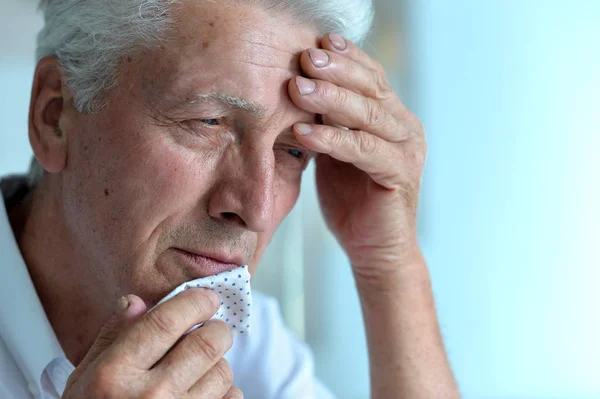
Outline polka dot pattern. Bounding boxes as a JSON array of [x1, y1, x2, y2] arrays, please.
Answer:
[[150, 266, 252, 336]]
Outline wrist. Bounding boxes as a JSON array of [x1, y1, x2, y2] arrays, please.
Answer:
[[351, 245, 428, 289]]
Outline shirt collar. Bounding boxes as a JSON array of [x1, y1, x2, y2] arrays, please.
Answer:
[[0, 189, 65, 391]]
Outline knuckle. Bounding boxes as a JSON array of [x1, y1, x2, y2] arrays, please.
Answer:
[[205, 319, 233, 344], [409, 120, 426, 142], [405, 112, 424, 131], [227, 386, 244, 399], [347, 60, 361, 83], [398, 114, 425, 142], [329, 84, 348, 108], [372, 59, 386, 75], [213, 359, 234, 387], [413, 117, 425, 134], [365, 100, 385, 127], [188, 330, 224, 361], [146, 309, 179, 339], [325, 128, 344, 152], [371, 69, 392, 99], [189, 291, 217, 320], [358, 132, 377, 156]]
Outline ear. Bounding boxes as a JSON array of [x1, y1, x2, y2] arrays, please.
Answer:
[[28, 56, 70, 174]]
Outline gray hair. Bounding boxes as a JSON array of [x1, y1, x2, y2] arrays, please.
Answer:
[[36, 0, 374, 113], [29, 0, 374, 185]]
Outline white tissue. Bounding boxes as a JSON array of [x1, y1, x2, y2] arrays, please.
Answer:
[[150, 265, 253, 336]]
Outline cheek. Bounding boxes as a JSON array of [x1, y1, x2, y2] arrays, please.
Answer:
[[103, 139, 215, 243], [62, 119, 217, 265]]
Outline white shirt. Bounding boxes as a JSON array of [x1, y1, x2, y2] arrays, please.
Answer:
[[0, 177, 335, 399]]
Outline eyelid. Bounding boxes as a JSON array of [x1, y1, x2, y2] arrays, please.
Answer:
[[278, 144, 315, 162], [276, 141, 309, 153], [277, 132, 307, 147], [180, 119, 313, 156], [182, 116, 226, 127], [200, 118, 220, 125]]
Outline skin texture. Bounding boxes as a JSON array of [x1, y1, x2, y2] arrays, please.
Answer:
[[11, 0, 460, 398], [20, 0, 318, 367]]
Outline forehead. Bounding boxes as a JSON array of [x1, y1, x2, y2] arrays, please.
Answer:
[[139, 0, 320, 114]]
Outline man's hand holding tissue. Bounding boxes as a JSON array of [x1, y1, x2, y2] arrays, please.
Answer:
[[62, 289, 242, 399], [289, 34, 460, 398]]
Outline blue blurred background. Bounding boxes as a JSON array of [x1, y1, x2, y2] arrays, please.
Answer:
[[1, 1, 599, 398]]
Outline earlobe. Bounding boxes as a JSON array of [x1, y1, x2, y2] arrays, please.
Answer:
[[29, 56, 69, 174]]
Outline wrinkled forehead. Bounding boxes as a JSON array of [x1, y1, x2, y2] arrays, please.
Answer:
[[137, 0, 320, 111]]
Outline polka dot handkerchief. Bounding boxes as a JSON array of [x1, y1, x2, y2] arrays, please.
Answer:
[[150, 266, 253, 337]]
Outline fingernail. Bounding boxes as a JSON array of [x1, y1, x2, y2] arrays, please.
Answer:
[[295, 123, 313, 135], [116, 296, 130, 313], [296, 76, 316, 95], [329, 33, 347, 51], [308, 48, 329, 68]]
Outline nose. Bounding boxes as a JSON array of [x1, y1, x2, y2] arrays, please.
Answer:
[[207, 147, 275, 232]]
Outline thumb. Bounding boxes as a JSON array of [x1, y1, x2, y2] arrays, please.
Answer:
[[74, 294, 147, 373]]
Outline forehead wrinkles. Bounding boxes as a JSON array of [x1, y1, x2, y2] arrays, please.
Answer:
[[235, 38, 303, 73], [138, 2, 319, 111], [171, 1, 317, 71], [186, 28, 305, 74]]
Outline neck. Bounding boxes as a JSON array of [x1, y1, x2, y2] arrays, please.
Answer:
[[9, 179, 113, 367]]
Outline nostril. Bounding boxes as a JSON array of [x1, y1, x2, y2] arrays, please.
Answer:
[[221, 212, 246, 227]]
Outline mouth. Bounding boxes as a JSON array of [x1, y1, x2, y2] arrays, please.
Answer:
[[173, 248, 243, 278]]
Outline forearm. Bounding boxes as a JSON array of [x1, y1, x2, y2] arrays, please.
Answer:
[[355, 255, 460, 399]]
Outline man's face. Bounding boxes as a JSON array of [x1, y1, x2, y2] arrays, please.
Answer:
[[59, 1, 319, 305]]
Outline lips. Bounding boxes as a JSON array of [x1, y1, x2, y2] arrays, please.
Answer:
[[173, 248, 243, 277]]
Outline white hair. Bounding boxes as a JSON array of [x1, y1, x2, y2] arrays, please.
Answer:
[[30, 0, 374, 184], [36, 0, 374, 114]]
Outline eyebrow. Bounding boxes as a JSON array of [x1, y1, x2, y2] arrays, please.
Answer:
[[182, 92, 267, 117]]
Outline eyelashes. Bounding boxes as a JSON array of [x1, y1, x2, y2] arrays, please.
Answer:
[[286, 149, 304, 159], [200, 118, 219, 126]]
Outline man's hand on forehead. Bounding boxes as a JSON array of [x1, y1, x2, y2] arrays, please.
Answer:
[[288, 33, 426, 278]]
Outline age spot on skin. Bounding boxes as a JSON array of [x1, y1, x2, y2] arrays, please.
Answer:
[[104, 189, 110, 197]]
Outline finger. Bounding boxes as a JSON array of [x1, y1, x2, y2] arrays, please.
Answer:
[[320, 33, 417, 121], [153, 320, 233, 392], [222, 386, 244, 399], [186, 358, 234, 398], [106, 288, 220, 370], [289, 77, 418, 143], [322, 33, 385, 75], [72, 295, 147, 377], [293, 123, 403, 190], [300, 48, 396, 102]]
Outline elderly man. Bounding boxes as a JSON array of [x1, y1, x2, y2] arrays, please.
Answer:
[[0, 0, 459, 398]]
